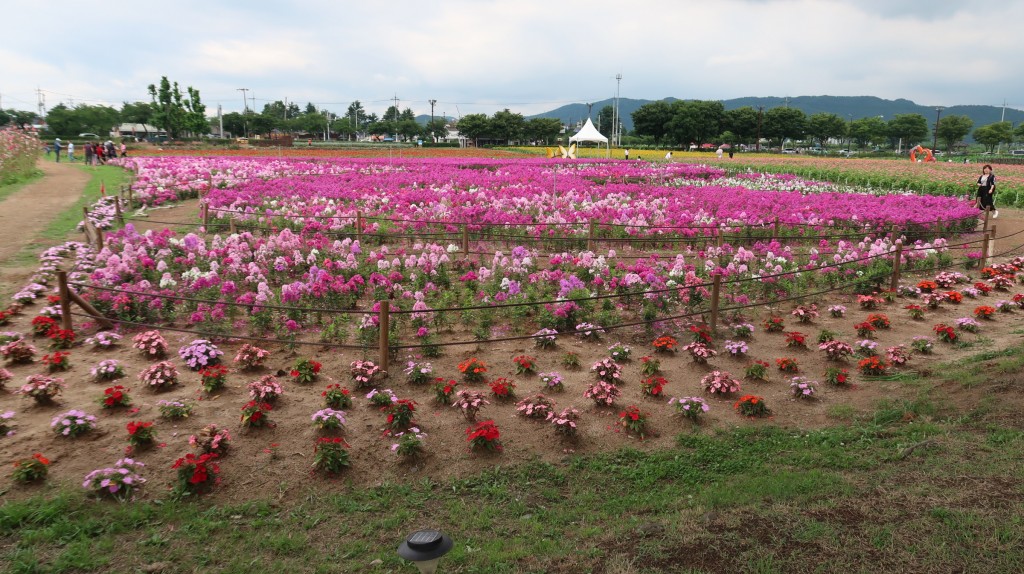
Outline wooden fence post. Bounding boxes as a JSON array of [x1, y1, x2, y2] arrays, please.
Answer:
[[229, 218, 237, 234], [982, 210, 990, 236], [355, 211, 363, 244], [588, 219, 596, 251], [889, 242, 903, 292], [127, 186, 134, 209], [114, 198, 124, 225], [461, 224, 469, 254], [57, 271, 73, 332], [989, 225, 997, 260], [981, 230, 991, 268], [709, 274, 722, 334], [201, 202, 209, 228], [772, 217, 779, 242], [378, 301, 390, 370]]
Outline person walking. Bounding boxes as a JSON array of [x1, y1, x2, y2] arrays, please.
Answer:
[[67, 141, 75, 162], [624, 148, 630, 160], [976, 164, 998, 219], [120, 142, 127, 157], [83, 141, 94, 165], [53, 138, 62, 162]]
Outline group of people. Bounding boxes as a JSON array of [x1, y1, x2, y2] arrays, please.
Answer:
[[47, 139, 126, 164]]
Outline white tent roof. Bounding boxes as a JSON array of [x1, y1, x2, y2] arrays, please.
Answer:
[[569, 118, 608, 144]]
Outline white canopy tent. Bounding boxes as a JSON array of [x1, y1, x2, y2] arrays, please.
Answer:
[[568, 118, 610, 157]]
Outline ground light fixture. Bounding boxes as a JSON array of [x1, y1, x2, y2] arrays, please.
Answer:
[[397, 529, 453, 573]]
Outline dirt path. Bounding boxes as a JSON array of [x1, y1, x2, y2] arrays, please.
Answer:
[[0, 159, 91, 295]]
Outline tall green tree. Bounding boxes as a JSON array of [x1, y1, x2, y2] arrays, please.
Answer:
[[345, 100, 368, 133], [972, 122, 1013, 152], [762, 107, 807, 145], [849, 116, 888, 149], [146, 76, 205, 138], [525, 118, 563, 145], [45, 103, 120, 136], [490, 109, 525, 144], [455, 114, 490, 146], [631, 100, 672, 144], [807, 112, 847, 147], [597, 105, 614, 138], [935, 115, 973, 151], [886, 114, 929, 147], [184, 87, 207, 136], [424, 118, 449, 142], [722, 106, 760, 144]]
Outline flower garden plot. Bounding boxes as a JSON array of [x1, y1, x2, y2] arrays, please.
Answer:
[[4, 152, 1024, 502]]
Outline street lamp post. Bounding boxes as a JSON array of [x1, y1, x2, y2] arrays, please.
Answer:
[[933, 106, 945, 152]]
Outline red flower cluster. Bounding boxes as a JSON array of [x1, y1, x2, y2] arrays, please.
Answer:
[[466, 420, 502, 452], [688, 325, 712, 343], [866, 313, 891, 329], [240, 400, 273, 427], [489, 377, 516, 398], [171, 452, 220, 490], [974, 305, 996, 319], [734, 395, 769, 417], [47, 328, 76, 349], [933, 323, 957, 343], [784, 332, 807, 348], [858, 356, 889, 376], [652, 335, 678, 352], [512, 355, 535, 374], [763, 316, 785, 332], [775, 357, 799, 373], [917, 280, 938, 292], [641, 376, 667, 396], [31, 316, 58, 337], [101, 385, 131, 408]]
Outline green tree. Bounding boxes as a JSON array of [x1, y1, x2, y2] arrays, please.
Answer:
[[762, 107, 807, 145], [597, 105, 614, 138], [45, 103, 120, 136], [972, 122, 1013, 152], [455, 113, 490, 146], [120, 101, 155, 136], [660, 100, 726, 147], [886, 114, 929, 147], [184, 87, 207, 136], [490, 109, 525, 144], [722, 106, 760, 144], [345, 100, 368, 134], [631, 100, 672, 144], [525, 118, 563, 145], [1014, 123, 1024, 144], [807, 113, 847, 147], [935, 115, 973, 151], [221, 112, 246, 138], [424, 118, 449, 143], [849, 116, 888, 149], [398, 119, 422, 141]]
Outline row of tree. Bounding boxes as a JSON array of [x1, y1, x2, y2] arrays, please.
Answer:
[[628, 100, 1024, 151]]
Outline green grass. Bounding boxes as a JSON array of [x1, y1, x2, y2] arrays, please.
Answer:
[[7, 165, 129, 268], [0, 170, 43, 203]]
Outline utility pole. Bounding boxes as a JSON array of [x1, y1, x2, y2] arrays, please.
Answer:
[[614, 73, 622, 147], [284, 97, 288, 120], [998, 99, 1007, 154], [37, 87, 46, 118], [218, 104, 223, 138], [586, 102, 593, 119], [756, 106, 764, 152], [429, 99, 437, 142], [237, 88, 249, 138], [393, 94, 400, 142], [932, 106, 944, 152], [237, 88, 249, 113]]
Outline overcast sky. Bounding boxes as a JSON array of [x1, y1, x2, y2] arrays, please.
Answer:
[[3, 0, 1020, 119]]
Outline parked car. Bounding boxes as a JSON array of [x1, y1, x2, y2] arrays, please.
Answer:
[[781, 148, 797, 154], [78, 133, 99, 138], [1011, 150, 1024, 156]]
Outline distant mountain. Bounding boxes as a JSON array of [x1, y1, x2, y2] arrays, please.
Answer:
[[528, 95, 1024, 137]]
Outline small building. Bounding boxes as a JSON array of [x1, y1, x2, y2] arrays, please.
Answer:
[[112, 123, 164, 139]]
